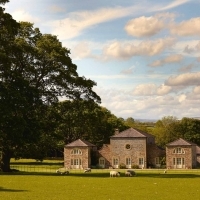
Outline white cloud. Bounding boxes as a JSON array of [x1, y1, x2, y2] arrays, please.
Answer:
[[70, 41, 92, 60], [95, 85, 200, 119], [11, 9, 40, 23], [156, 0, 191, 11], [125, 16, 164, 37], [178, 64, 194, 73], [193, 86, 200, 94], [102, 38, 176, 60], [132, 83, 172, 96], [157, 84, 172, 95], [51, 5, 143, 40], [170, 17, 200, 36], [149, 54, 183, 67], [133, 84, 157, 96], [178, 94, 186, 103], [49, 0, 188, 40], [165, 72, 200, 86]]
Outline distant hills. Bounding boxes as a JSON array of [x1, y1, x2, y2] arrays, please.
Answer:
[[135, 119, 157, 123], [136, 117, 200, 123]]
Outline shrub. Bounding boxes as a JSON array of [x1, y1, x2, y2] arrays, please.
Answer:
[[131, 164, 139, 169], [119, 163, 126, 169]]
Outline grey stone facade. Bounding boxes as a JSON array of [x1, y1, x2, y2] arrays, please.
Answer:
[[64, 129, 200, 169], [166, 138, 198, 169], [64, 128, 164, 169], [64, 139, 97, 169]]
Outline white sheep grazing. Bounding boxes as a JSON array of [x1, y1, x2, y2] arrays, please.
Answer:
[[110, 171, 120, 177]]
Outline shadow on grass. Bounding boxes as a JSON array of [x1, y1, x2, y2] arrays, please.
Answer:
[[136, 173, 200, 178], [10, 162, 63, 166], [1, 171, 200, 179], [0, 186, 27, 192]]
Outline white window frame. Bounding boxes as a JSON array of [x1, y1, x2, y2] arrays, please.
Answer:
[[71, 148, 82, 155], [113, 158, 119, 168], [173, 147, 185, 154], [70, 158, 82, 168], [99, 157, 105, 168], [139, 158, 144, 168], [173, 157, 185, 168]]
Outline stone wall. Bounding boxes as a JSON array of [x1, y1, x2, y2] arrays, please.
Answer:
[[166, 146, 193, 169], [147, 144, 165, 168], [110, 137, 147, 168], [98, 144, 111, 168], [64, 147, 91, 169]]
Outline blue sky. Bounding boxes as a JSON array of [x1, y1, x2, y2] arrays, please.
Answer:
[[4, 0, 200, 120]]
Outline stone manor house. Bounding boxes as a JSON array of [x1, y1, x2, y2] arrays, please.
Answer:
[[64, 128, 200, 169]]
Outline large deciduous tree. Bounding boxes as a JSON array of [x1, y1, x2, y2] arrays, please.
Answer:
[[0, 10, 100, 171]]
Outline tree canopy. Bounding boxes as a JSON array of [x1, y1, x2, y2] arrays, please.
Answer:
[[0, 6, 100, 171]]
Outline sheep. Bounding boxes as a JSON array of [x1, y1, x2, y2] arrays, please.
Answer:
[[110, 171, 120, 177], [56, 168, 69, 175], [126, 170, 136, 176], [125, 171, 132, 177], [84, 168, 91, 173]]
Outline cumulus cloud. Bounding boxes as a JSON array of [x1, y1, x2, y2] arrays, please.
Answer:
[[125, 16, 164, 37], [193, 86, 200, 94], [165, 72, 200, 86], [170, 17, 200, 36], [183, 41, 200, 54], [51, 5, 143, 40], [133, 84, 157, 96], [95, 85, 200, 119], [178, 64, 194, 73], [157, 84, 172, 95], [132, 83, 172, 96], [70, 41, 92, 60], [149, 54, 183, 67], [102, 38, 175, 60]]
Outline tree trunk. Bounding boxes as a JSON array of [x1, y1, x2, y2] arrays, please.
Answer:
[[0, 149, 11, 172]]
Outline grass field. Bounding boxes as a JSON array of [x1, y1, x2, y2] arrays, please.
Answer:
[[1, 168, 200, 200]]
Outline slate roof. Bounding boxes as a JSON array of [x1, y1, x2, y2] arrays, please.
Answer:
[[166, 138, 196, 146], [65, 139, 96, 147], [110, 128, 154, 138]]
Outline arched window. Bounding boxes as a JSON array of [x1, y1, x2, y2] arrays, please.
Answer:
[[113, 158, 119, 165], [173, 147, 185, 154], [71, 148, 82, 155], [99, 157, 105, 168]]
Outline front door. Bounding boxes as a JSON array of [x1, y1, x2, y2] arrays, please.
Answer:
[[176, 158, 184, 169], [71, 158, 82, 169], [174, 158, 185, 169]]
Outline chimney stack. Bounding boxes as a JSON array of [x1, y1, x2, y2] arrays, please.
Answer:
[[115, 129, 119, 135]]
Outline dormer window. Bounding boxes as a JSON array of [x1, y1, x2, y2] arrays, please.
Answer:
[[71, 148, 82, 155], [173, 147, 185, 154]]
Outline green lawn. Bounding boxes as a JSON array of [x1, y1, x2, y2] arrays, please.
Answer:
[[1, 170, 200, 200]]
